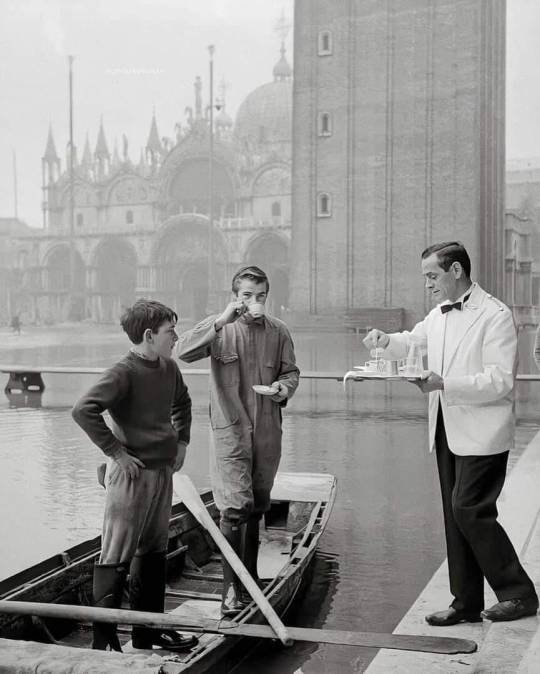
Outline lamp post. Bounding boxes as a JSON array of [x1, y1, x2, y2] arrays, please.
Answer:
[[207, 44, 215, 312]]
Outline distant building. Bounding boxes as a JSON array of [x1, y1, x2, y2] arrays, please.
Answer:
[[506, 158, 540, 325], [291, 0, 506, 330], [15, 37, 292, 324], [0, 218, 33, 325]]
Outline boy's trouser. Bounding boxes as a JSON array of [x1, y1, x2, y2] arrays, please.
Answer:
[[99, 464, 173, 564]]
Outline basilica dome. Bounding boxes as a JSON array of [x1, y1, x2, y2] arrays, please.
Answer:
[[234, 46, 292, 148]]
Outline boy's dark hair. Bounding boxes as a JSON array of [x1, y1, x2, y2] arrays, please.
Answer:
[[421, 241, 471, 279], [231, 265, 270, 293], [120, 299, 178, 344]]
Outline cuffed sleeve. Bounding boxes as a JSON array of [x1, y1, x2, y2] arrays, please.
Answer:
[[177, 315, 220, 363], [276, 327, 300, 404], [382, 319, 429, 360]]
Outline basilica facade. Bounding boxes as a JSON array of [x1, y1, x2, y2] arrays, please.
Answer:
[[14, 44, 292, 324]]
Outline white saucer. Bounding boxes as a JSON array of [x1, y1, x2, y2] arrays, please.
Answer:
[[252, 384, 279, 396]]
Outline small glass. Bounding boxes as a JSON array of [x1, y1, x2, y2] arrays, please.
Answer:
[[405, 343, 423, 376]]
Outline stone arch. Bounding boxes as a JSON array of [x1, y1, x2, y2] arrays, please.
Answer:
[[250, 162, 291, 196], [166, 157, 235, 218], [42, 244, 86, 321], [91, 237, 137, 322], [44, 244, 85, 293], [153, 215, 228, 319], [243, 233, 290, 316]]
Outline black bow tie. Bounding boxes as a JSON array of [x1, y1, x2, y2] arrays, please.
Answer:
[[441, 293, 471, 314]]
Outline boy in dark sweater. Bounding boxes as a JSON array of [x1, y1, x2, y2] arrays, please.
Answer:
[[72, 299, 198, 653]]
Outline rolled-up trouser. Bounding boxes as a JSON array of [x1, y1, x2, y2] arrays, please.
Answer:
[[210, 423, 282, 526], [99, 463, 173, 565]]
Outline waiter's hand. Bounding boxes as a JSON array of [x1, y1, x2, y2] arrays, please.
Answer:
[[413, 371, 444, 393], [215, 300, 247, 331], [363, 329, 390, 350], [270, 381, 288, 403]]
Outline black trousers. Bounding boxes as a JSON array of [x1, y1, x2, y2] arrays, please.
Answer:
[[435, 406, 536, 611]]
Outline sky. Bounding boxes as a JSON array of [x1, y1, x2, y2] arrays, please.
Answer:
[[0, 0, 294, 227], [0, 0, 538, 228]]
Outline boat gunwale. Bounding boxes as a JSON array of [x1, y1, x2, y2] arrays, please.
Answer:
[[0, 473, 337, 672]]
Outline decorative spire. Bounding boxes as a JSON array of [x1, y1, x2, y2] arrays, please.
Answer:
[[194, 76, 203, 119], [112, 138, 121, 166], [81, 134, 92, 166], [138, 147, 147, 175], [273, 10, 292, 81], [146, 111, 163, 155], [216, 77, 233, 130], [94, 118, 110, 159], [43, 124, 59, 162]]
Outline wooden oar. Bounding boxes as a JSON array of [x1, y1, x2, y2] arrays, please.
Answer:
[[173, 474, 293, 646], [0, 601, 477, 654]]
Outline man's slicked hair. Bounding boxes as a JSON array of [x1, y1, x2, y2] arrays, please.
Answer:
[[421, 241, 471, 279], [120, 299, 178, 344], [231, 265, 269, 294]]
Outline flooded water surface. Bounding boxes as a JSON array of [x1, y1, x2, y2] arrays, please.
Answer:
[[0, 324, 538, 672]]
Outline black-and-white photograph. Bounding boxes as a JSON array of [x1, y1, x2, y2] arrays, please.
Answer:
[[1, 1, 540, 672]]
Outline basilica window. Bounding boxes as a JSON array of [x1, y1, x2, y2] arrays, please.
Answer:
[[318, 112, 332, 136], [271, 201, 281, 217], [318, 30, 332, 56], [126, 210, 134, 224], [76, 213, 84, 226], [317, 192, 332, 217]]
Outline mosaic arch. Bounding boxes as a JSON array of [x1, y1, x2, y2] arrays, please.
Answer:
[[153, 215, 228, 321], [167, 158, 235, 218], [243, 233, 289, 317], [44, 244, 85, 293], [43, 244, 86, 321], [92, 237, 137, 322]]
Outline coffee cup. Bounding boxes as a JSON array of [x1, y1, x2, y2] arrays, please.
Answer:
[[248, 302, 266, 318]]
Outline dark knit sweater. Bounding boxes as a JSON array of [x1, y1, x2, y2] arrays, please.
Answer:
[[72, 351, 191, 469]]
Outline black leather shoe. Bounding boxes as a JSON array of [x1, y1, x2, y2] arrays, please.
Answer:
[[133, 630, 198, 652], [481, 597, 539, 622], [425, 607, 482, 626]]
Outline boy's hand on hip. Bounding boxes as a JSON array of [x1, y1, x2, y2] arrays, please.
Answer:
[[113, 448, 145, 480], [270, 381, 288, 403], [173, 441, 188, 472]]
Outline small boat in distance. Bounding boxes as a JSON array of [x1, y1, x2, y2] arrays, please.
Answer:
[[0, 472, 337, 672]]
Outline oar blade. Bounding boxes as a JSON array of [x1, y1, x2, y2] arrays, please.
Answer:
[[217, 623, 477, 654]]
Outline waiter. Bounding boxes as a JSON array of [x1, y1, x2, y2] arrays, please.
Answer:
[[364, 241, 538, 626]]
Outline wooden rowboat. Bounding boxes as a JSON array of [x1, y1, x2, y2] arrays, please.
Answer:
[[0, 472, 338, 673]]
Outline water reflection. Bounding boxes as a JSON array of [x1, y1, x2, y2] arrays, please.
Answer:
[[0, 325, 538, 673], [5, 391, 43, 408]]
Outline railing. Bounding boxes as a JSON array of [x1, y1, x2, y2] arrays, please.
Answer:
[[1, 364, 539, 393]]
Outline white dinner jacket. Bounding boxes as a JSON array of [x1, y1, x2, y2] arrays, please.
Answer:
[[382, 283, 517, 456]]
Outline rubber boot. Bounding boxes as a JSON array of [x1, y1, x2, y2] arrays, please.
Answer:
[[130, 551, 198, 652], [240, 514, 262, 604], [243, 515, 261, 584], [92, 563, 128, 651], [220, 522, 245, 618]]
